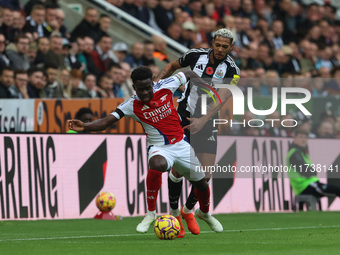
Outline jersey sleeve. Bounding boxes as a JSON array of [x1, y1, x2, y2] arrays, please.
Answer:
[[178, 49, 200, 67], [111, 97, 134, 119], [154, 72, 187, 93], [224, 57, 240, 86]]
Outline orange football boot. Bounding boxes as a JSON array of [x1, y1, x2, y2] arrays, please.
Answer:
[[174, 215, 185, 238], [180, 206, 200, 235]]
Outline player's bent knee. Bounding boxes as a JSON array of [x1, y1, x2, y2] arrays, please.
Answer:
[[149, 155, 168, 172], [171, 168, 183, 178], [192, 178, 208, 191]]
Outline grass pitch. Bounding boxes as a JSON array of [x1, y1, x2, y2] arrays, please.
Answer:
[[0, 212, 340, 255]]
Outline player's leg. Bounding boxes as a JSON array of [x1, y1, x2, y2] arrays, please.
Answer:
[[184, 152, 215, 212], [192, 178, 223, 233], [174, 140, 222, 233], [136, 152, 170, 233], [168, 168, 185, 238]]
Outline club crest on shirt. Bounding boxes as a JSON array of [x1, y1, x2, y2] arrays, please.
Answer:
[[214, 69, 224, 79], [160, 94, 167, 103]]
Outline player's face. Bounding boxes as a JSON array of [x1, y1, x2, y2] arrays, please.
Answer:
[[212, 36, 233, 60], [294, 133, 308, 148], [133, 78, 154, 104]]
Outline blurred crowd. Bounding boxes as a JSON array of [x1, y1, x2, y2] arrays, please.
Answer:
[[0, 0, 339, 137]]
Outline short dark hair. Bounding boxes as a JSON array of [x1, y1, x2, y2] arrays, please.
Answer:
[[27, 67, 43, 77], [294, 128, 309, 137], [0, 66, 13, 75], [75, 107, 93, 119], [14, 69, 27, 78], [131, 66, 152, 83]]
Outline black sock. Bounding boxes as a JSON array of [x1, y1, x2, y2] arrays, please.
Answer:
[[168, 176, 183, 210], [185, 185, 198, 210]]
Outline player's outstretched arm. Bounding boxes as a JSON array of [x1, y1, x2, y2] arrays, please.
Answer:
[[67, 114, 118, 132], [154, 60, 182, 82]]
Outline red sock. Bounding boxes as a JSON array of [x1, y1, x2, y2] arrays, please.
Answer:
[[194, 187, 210, 213], [146, 169, 163, 211]]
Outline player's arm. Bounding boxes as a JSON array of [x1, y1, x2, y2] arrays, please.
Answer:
[[67, 114, 118, 132], [154, 60, 182, 82]]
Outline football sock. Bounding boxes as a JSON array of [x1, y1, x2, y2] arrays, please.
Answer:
[[146, 169, 163, 211], [185, 186, 198, 210], [185, 179, 211, 210], [182, 204, 192, 214], [194, 186, 210, 213], [168, 171, 183, 210]]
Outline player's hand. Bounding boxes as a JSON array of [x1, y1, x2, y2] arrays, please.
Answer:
[[183, 117, 205, 134], [67, 119, 85, 132]]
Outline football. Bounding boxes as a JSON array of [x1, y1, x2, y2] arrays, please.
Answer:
[[96, 192, 116, 212], [154, 215, 181, 240]]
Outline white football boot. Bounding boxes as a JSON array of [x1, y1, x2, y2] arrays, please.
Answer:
[[136, 211, 157, 233], [195, 209, 223, 233]]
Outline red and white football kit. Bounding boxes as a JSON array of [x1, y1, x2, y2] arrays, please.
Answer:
[[111, 72, 204, 181]]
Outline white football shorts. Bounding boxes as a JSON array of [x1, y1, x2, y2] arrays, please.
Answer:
[[147, 137, 204, 182]]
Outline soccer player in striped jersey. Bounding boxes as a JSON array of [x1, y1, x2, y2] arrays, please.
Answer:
[[155, 28, 240, 236]]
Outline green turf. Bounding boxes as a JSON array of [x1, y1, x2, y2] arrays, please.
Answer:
[[0, 212, 340, 255]]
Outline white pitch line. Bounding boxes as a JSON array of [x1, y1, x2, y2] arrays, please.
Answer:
[[0, 225, 339, 242]]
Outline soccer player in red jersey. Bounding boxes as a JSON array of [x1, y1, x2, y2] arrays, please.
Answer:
[[67, 66, 223, 235]]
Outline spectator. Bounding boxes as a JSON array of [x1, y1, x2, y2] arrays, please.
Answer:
[[6, 34, 31, 70], [83, 36, 101, 77], [121, 0, 149, 25], [154, 0, 175, 33], [167, 22, 182, 41], [316, 120, 334, 138], [70, 69, 89, 98], [120, 61, 134, 99], [185, 0, 203, 19], [55, 8, 69, 38], [0, 66, 14, 98], [124, 41, 144, 69], [178, 21, 196, 49], [0, 7, 14, 42], [0, 34, 10, 68], [82, 73, 99, 98], [10, 69, 29, 98], [108, 63, 124, 98], [57, 68, 71, 98], [71, 7, 98, 41], [312, 76, 328, 97], [34, 36, 49, 67], [45, 32, 65, 69], [152, 35, 169, 63], [145, 0, 162, 32], [44, 63, 65, 98], [89, 35, 113, 73], [142, 40, 156, 66], [63, 39, 83, 71], [149, 64, 159, 81], [23, 4, 51, 39], [324, 66, 340, 95], [110, 42, 128, 64], [27, 67, 46, 98], [94, 14, 111, 43], [98, 74, 115, 98]]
